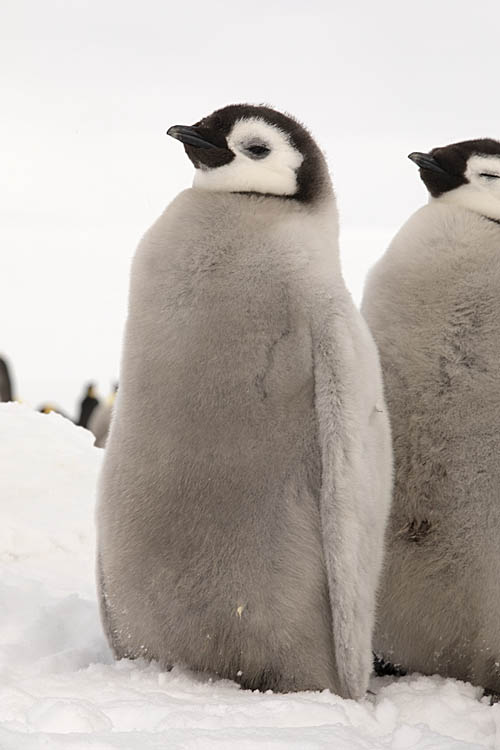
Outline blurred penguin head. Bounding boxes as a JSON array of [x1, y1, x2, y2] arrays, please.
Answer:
[[409, 139, 500, 221], [85, 383, 97, 399], [167, 104, 332, 204]]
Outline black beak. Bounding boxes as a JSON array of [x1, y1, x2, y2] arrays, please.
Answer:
[[167, 125, 220, 150], [408, 152, 448, 175]]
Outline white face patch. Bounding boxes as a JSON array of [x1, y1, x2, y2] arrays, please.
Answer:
[[436, 154, 500, 220], [193, 118, 304, 196]]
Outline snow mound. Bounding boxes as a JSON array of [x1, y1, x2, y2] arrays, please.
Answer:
[[0, 402, 499, 748]]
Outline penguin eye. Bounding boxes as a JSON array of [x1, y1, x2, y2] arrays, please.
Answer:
[[479, 173, 500, 179], [244, 143, 271, 160]]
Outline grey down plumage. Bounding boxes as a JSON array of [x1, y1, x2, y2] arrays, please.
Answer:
[[363, 201, 500, 693], [96, 105, 392, 699]]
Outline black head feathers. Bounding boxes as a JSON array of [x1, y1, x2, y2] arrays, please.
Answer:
[[168, 104, 330, 203], [409, 139, 500, 197]]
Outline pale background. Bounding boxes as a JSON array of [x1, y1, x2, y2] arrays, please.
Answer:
[[2, 0, 499, 414]]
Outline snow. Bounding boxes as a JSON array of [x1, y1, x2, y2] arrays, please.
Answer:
[[1, 402, 499, 749]]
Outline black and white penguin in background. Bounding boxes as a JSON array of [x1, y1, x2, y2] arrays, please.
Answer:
[[76, 382, 99, 428], [97, 104, 392, 698], [0, 356, 14, 402], [362, 138, 500, 694]]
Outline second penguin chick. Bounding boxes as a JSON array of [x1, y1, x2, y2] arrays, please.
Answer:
[[97, 104, 392, 699], [362, 138, 500, 693]]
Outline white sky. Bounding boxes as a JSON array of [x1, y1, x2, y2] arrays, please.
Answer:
[[2, 0, 499, 414]]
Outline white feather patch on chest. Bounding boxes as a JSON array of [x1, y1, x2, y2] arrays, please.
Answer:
[[193, 118, 304, 196]]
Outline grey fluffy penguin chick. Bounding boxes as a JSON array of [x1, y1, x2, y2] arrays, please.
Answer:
[[96, 104, 392, 698], [362, 139, 500, 693]]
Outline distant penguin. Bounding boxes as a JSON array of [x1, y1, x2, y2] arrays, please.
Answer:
[[362, 139, 500, 693], [88, 383, 118, 448], [77, 383, 99, 428], [38, 403, 70, 420], [0, 356, 13, 402], [96, 104, 392, 698]]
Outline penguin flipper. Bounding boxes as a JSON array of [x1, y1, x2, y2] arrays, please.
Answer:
[[313, 316, 389, 699]]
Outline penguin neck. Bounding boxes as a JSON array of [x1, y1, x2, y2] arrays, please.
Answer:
[[181, 188, 341, 273], [432, 185, 500, 223], [189, 185, 337, 218]]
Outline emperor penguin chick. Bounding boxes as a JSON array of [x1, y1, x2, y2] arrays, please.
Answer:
[[362, 139, 500, 693], [96, 104, 392, 698]]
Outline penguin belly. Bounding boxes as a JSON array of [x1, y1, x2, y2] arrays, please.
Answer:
[[363, 206, 500, 692], [374, 398, 500, 692], [98, 343, 336, 691], [97, 212, 338, 692]]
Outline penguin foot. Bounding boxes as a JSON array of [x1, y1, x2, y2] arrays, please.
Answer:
[[483, 687, 500, 705], [237, 666, 283, 693], [373, 653, 408, 677]]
